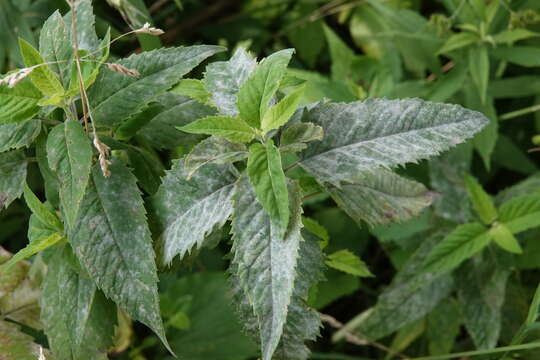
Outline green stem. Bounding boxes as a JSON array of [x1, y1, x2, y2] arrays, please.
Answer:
[[410, 342, 540, 360], [500, 104, 540, 121]]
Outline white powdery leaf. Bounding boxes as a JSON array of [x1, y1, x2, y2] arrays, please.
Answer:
[[203, 47, 257, 116], [230, 231, 324, 360], [230, 178, 303, 360], [324, 169, 437, 226], [152, 160, 238, 265], [70, 160, 170, 352], [299, 98, 489, 186]]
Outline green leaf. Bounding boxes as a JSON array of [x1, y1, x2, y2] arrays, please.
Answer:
[[437, 32, 479, 54], [39, 11, 72, 85], [325, 169, 436, 226], [184, 136, 248, 178], [70, 160, 170, 352], [18, 38, 64, 97], [302, 216, 329, 247], [430, 143, 474, 223], [0, 249, 28, 298], [237, 49, 294, 128], [280, 122, 324, 152], [498, 194, 540, 234], [428, 62, 468, 103], [23, 183, 63, 232], [35, 132, 60, 208], [0, 77, 41, 124], [323, 24, 356, 82], [230, 180, 320, 360], [125, 146, 165, 195], [0, 319, 50, 360], [137, 94, 216, 149], [464, 174, 497, 225], [203, 47, 257, 117], [63, 0, 100, 52], [152, 160, 237, 265], [88, 45, 224, 128], [247, 140, 289, 239], [489, 222, 522, 254], [46, 120, 92, 230], [336, 231, 454, 341], [325, 250, 373, 277], [0, 119, 40, 152], [261, 85, 305, 133], [468, 45, 489, 104], [427, 300, 462, 355], [162, 273, 258, 360], [230, 178, 299, 359], [0, 233, 63, 274], [171, 79, 212, 105], [178, 115, 256, 143], [65, 30, 111, 97], [491, 46, 540, 67], [0, 149, 27, 210], [424, 222, 492, 273], [493, 29, 540, 44], [299, 99, 489, 186], [457, 252, 510, 349], [41, 247, 116, 360]]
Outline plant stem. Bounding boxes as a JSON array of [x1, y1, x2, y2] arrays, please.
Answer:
[[410, 341, 540, 360], [500, 104, 540, 121]]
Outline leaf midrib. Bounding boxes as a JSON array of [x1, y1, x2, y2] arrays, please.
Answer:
[[302, 112, 475, 163]]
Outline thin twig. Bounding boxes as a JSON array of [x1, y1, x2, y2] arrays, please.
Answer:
[[426, 61, 455, 82], [319, 312, 410, 359], [70, 0, 111, 176]]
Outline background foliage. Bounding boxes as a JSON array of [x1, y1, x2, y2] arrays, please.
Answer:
[[3, 0, 540, 359]]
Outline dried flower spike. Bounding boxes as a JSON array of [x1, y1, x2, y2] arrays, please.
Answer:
[[93, 137, 112, 177], [0, 67, 34, 88], [135, 22, 165, 36], [106, 63, 140, 78]]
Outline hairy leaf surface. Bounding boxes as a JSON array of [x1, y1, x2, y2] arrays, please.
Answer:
[[0, 150, 27, 210], [231, 178, 303, 360], [324, 169, 436, 226], [70, 160, 169, 350], [299, 99, 489, 185], [152, 160, 237, 265], [340, 231, 454, 341], [47, 120, 93, 230], [204, 47, 257, 116], [179, 115, 256, 143], [42, 248, 116, 360], [0, 319, 50, 360], [424, 222, 491, 273], [0, 119, 40, 152], [0, 79, 41, 124], [185, 136, 248, 178], [457, 253, 510, 349], [39, 11, 72, 84], [88, 46, 224, 128]]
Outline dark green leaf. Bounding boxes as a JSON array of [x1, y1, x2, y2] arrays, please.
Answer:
[[0, 150, 27, 210], [70, 160, 170, 351], [47, 120, 93, 230], [41, 248, 116, 360], [88, 46, 224, 128]]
